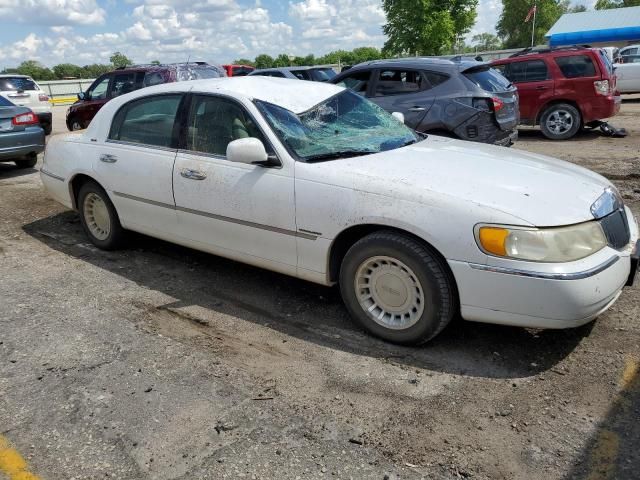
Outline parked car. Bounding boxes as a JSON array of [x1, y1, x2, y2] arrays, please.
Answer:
[[0, 74, 52, 135], [222, 64, 255, 76], [249, 66, 337, 82], [615, 57, 640, 94], [66, 62, 225, 131], [41, 77, 639, 345], [0, 95, 45, 169], [491, 46, 620, 140], [616, 45, 640, 63], [331, 58, 519, 146]]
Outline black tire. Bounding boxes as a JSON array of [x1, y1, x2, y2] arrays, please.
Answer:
[[14, 154, 37, 169], [77, 180, 126, 250], [43, 123, 52, 135], [68, 117, 83, 132], [339, 231, 458, 345], [539, 103, 581, 140]]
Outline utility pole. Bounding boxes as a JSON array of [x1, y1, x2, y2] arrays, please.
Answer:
[[531, 2, 537, 47]]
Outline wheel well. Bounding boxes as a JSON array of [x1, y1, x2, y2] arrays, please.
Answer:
[[69, 174, 96, 209], [328, 224, 453, 285], [535, 100, 582, 126]]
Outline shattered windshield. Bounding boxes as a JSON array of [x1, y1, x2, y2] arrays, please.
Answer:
[[256, 90, 418, 162]]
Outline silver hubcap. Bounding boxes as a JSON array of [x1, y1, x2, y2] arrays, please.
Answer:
[[355, 256, 425, 330], [546, 109, 574, 135], [71, 121, 82, 131], [83, 193, 111, 241]]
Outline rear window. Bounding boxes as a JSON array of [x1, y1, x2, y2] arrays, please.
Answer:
[[310, 68, 336, 82], [555, 55, 597, 78], [464, 68, 512, 92], [0, 96, 14, 107], [0, 77, 39, 92], [291, 70, 311, 80]]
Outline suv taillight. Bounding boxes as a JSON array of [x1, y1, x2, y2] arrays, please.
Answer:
[[12, 112, 38, 126], [594, 80, 610, 96], [39, 93, 49, 102], [472, 97, 504, 112], [491, 97, 504, 111]]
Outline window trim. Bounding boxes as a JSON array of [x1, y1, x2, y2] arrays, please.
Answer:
[[177, 92, 282, 168], [370, 67, 430, 97], [107, 92, 185, 150]]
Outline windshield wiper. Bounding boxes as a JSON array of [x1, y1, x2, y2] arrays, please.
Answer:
[[305, 150, 375, 163]]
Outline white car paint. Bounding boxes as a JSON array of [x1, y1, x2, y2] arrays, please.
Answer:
[[0, 74, 51, 116], [41, 77, 639, 332], [615, 62, 640, 94]]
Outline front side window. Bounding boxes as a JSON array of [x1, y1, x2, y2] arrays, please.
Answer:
[[310, 68, 337, 82], [555, 55, 597, 78], [257, 90, 418, 162], [109, 94, 182, 147], [88, 76, 110, 100], [336, 70, 371, 94], [185, 95, 268, 157], [507, 60, 549, 82], [374, 69, 425, 96]]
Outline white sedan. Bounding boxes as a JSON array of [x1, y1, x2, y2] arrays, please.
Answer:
[[41, 77, 639, 345]]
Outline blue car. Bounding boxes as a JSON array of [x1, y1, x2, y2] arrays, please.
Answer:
[[0, 95, 45, 169]]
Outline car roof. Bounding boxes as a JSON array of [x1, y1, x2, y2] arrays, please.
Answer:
[[345, 57, 465, 73], [113, 76, 345, 113], [253, 66, 331, 73], [492, 46, 598, 63]]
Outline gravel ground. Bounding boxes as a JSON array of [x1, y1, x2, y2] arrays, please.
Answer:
[[0, 102, 639, 480]]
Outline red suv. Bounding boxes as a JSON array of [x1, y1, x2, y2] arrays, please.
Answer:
[[222, 64, 255, 77], [66, 62, 225, 131], [492, 47, 620, 140]]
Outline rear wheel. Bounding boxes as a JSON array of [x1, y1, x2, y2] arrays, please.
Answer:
[[69, 117, 83, 131], [77, 181, 126, 250], [540, 103, 581, 140], [43, 123, 52, 135], [14, 154, 37, 169], [339, 231, 457, 345]]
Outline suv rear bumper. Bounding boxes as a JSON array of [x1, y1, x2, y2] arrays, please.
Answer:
[[453, 113, 518, 145], [584, 94, 620, 122]]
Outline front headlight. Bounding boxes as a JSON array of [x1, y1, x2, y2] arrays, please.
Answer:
[[476, 222, 607, 262]]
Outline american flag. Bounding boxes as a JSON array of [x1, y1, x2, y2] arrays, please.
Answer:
[[525, 4, 537, 22]]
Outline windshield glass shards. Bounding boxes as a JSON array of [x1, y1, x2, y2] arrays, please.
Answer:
[[256, 90, 418, 162]]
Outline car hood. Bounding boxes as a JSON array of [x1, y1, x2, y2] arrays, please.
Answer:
[[298, 136, 612, 227]]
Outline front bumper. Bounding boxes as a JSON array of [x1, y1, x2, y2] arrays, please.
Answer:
[[0, 126, 45, 161], [450, 207, 638, 329]]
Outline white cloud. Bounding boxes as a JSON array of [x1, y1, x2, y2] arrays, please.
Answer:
[[0, 0, 106, 26]]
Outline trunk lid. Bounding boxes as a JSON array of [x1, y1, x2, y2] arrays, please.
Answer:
[[0, 106, 33, 133]]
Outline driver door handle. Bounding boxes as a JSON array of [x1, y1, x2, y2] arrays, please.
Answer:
[[99, 154, 117, 163], [180, 168, 207, 180], [408, 106, 426, 112]]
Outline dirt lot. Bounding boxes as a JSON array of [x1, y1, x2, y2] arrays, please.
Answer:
[[0, 102, 639, 480]]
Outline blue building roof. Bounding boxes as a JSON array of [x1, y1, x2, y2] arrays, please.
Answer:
[[546, 6, 640, 46]]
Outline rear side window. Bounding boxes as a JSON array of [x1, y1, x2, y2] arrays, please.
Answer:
[[143, 71, 166, 87], [555, 55, 597, 78], [336, 70, 371, 94], [0, 77, 38, 92], [424, 71, 449, 87], [464, 68, 512, 92], [109, 94, 182, 148], [111, 72, 142, 98], [506, 60, 549, 82], [374, 69, 424, 96], [291, 70, 311, 80], [255, 71, 285, 78], [310, 68, 336, 82]]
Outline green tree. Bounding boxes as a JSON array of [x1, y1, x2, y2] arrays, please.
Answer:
[[233, 58, 255, 66], [351, 47, 382, 64], [497, 0, 566, 48], [150, 60, 161, 65], [595, 0, 639, 8], [254, 54, 274, 69], [15, 60, 54, 80], [471, 32, 502, 50], [81, 64, 112, 78], [568, 3, 588, 11], [110, 51, 133, 68], [52, 63, 83, 79], [272, 53, 291, 67], [382, 0, 478, 56]]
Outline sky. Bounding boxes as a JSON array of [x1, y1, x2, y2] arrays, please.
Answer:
[[0, 0, 595, 68]]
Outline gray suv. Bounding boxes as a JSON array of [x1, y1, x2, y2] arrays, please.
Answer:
[[331, 58, 519, 146], [249, 66, 337, 82]]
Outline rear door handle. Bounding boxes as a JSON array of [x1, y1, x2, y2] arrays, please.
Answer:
[[99, 154, 117, 163], [408, 106, 426, 112], [180, 168, 207, 180]]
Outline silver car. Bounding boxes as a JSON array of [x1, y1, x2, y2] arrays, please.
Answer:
[[0, 95, 45, 169]]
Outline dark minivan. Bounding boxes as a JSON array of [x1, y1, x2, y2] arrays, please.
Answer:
[[66, 62, 225, 131], [331, 58, 519, 146]]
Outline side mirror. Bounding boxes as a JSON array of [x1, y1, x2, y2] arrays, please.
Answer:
[[78, 92, 86, 101], [226, 137, 268, 165], [391, 112, 405, 124]]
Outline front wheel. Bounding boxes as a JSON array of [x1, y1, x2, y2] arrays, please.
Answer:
[[68, 118, 83, 131], [540, 103, 581, 140], [77, 181, 126, 250], [339, 231, 457, 345]]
